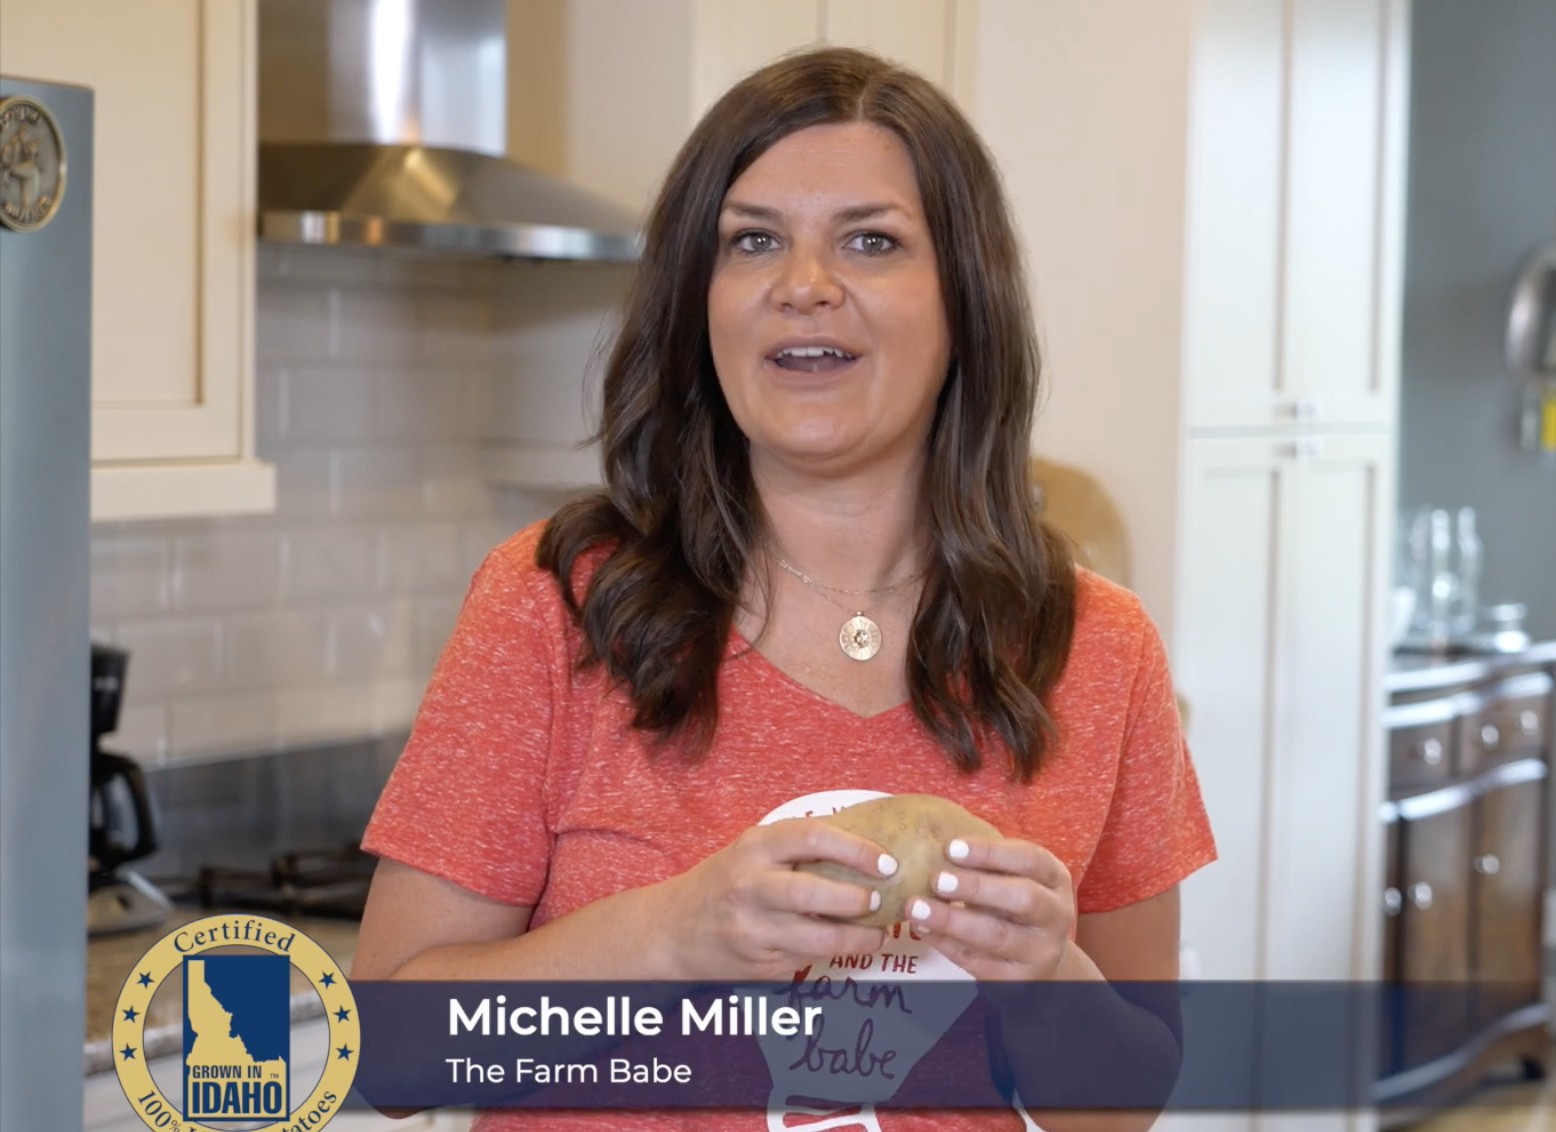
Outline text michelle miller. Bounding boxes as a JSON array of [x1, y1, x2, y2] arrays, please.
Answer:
[[450, 994, 823, 1038]]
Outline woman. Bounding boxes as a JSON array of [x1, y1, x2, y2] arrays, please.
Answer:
[[355, 46, 1216, 1131]]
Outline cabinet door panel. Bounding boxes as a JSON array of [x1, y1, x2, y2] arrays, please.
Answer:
[[1174, 439, 1287, 980], [1398, 801, 1472, 1069], [1264, 436, 1390, 980], [0, 0, 253, 463], [1473, 774, 1546, 1029], [1182, 0, 1283, 429], [1186, 0, 1406, 429], [1177, 435, 1391, 983], [1282, 0, 1389, 420]]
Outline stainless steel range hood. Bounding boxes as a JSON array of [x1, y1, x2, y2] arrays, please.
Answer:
[[257, 0, 640, 263]]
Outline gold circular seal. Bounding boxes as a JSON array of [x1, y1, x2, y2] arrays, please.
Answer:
[[839, 614, 883, 662], [0, 94, 66, 233], [111, 914, 361, 1132]]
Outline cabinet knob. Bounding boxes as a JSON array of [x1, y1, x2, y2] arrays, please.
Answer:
[[1382, 887, 1403, 915], [1519, 710, 1539, 736], [1416, 738, 1444, 766], [1474, 854, 1501, 876], [1409, 882, 1434, 910], [1481, 723, 1500, 749]]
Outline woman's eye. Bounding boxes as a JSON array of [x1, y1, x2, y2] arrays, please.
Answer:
[[848, 232, 899, 256], [731, 231, 777, 254]]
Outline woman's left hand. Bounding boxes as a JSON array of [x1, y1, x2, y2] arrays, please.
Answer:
[[906, 837, 1076, 981]]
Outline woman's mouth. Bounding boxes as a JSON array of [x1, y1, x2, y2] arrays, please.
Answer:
[[768, 345, 860, 374]]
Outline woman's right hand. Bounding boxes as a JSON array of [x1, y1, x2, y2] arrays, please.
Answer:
[[654, 818, 896, 980]]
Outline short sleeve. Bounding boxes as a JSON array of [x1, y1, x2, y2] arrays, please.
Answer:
[[1075, 611, 1217, 915], [360, 539, 559, 906]]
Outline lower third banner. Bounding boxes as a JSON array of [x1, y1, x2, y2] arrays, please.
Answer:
[[342, 979, 1516, 1112]]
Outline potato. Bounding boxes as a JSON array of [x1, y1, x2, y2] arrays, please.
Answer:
[[794, 794, 1001, 928]]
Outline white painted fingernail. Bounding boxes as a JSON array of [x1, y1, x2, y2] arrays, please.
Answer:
[[910, 898, 932, 921], [935, 871, 958, 895], [878, 854, 898, 877], [948, 839, 970, 861], [869, 890, 881, 912]]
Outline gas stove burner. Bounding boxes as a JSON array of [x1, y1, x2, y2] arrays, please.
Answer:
[[194, 844, 375, 920]]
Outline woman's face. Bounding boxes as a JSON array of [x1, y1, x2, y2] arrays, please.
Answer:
[[707, 122, 952, 478]]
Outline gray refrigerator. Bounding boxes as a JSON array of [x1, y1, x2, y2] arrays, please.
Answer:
[[0, 75, 92, 1126]]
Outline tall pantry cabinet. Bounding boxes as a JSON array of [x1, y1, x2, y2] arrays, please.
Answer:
[[1174, 0, 1406, 993], [958, 3, 1407, 1130]]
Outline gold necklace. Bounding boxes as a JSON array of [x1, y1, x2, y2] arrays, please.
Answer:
[[770, 552, 924, 662]]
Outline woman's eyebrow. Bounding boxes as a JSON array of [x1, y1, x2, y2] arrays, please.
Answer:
[[720, 201, 910, 223], [833, 202, 907, 223]]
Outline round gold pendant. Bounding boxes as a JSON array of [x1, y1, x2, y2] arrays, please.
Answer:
[[839, 614, 883, 662]]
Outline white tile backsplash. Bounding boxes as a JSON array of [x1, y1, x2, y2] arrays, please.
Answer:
[[276, 682, 379, 747], [91, 250, 556, 764], [420, 445, 494, 517], [331, 447, 425, 518], [254, 286, 334, 363], [333, 287, 421, 363], [376, 522, 464, 592], [172, 529, 284, 612], [282, 367, 379, 447], [113, 620, 225, 697], [329, 601, 415, 681], [91, 537, 172, 620], [223, 609, 332, 687], [376, 368, 478, 444], [170, 692, 278, 760], [271, 450, 334, 519], [283, 527, 380, 603]]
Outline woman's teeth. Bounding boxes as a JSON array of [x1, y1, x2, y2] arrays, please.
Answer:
[[772, 346, 858, 372]]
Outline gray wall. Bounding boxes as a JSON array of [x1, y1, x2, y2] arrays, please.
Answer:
[[1399, 0, 1556, 639]]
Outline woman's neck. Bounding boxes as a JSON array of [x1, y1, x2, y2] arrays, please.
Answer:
[[752, 456, 928, 591]]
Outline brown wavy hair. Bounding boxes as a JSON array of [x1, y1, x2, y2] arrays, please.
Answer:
[[537, 46, 1076, 781]]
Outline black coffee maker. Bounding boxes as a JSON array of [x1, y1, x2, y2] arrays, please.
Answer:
[[87, 643, 171, 935]]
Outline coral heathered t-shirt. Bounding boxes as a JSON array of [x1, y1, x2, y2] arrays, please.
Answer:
[[361, 521, 1217, 1132]]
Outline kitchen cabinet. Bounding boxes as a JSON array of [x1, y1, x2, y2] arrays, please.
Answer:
[[0, 0, 275, 521], [1375, 665, 1553, 1121], [1183, 0, 1407, 432], [1174, 432, 1395, 982]]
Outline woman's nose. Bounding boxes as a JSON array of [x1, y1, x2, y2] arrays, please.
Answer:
[[770, 247, 844, 313]]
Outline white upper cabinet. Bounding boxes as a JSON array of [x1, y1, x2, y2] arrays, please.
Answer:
[[0, 0, 274, 521], [1184, 0, 1408, 431]]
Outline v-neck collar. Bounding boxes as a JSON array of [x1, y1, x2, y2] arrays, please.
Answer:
[[726, 627, 916, 723]]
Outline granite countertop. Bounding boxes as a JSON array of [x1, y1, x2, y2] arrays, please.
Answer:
[[1386, 638, 1556, 695], [84, 909, 360, 1076]]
